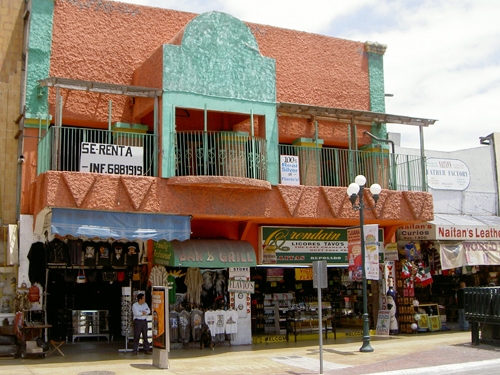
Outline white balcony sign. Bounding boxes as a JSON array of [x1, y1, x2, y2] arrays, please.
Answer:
[[79, 142, 144, 175], [426, 158, 470, 190], [280, 155, 300, 185]]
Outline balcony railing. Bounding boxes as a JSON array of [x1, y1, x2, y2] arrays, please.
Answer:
[[278, 145, 426, 191], [175, 131, 267, 180], [37, 127, 426, 191], [37, 126, 157, 176]]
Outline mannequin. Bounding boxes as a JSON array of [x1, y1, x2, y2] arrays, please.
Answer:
[[387, 276, 399, 335]]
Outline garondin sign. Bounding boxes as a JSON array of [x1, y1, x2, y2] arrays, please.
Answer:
[[260, 226, 384, 265]]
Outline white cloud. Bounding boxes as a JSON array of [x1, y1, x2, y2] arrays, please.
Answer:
[[341, 0, 500, 151], [111, 0, 500, 151]]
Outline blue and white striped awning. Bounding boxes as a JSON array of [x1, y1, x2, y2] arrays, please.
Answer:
[[47, 208, 190, 241]]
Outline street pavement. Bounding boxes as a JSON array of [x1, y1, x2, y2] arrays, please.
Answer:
[[1, 328, 499, 375]]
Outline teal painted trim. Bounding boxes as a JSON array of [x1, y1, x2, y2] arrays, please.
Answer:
[[25, 0, 54, 120], [161, 103, 176, 178], [161, 92, 279, 184], [367, 51, 388, 144], [266, 114, 279, 185]]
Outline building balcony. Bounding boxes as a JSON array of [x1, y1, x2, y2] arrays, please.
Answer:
[[36, 127, 426, 192]]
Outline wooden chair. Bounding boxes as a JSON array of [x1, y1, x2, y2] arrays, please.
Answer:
[[48, 340, 65, 357]]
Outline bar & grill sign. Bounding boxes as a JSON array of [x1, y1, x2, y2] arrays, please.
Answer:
[[80, 141, 143, 175]]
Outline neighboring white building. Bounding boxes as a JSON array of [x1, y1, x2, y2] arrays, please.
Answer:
[[391, 132, 498, 217], [391, 132, 500, 277]]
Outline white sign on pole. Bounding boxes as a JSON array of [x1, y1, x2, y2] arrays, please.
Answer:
[[80, 142, 144, 175], [313, 260, 328, 289], [280, 155, 300, 185], [364, 224, 379, 280]]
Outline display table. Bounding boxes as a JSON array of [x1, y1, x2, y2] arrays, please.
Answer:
[[285, 309, 333, 342], [72, 310, 109, 343]]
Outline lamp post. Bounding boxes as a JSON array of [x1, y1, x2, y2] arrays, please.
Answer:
[[347, 175, 381, 353]]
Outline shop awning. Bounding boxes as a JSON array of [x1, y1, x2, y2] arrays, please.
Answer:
[[396, 214, 500, 269], [44, 208, 190, 241], [169, 239, 257, 267], [398, 214, 500, 241]]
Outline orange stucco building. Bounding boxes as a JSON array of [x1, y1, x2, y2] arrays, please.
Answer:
[[10, 0, 437, 346]]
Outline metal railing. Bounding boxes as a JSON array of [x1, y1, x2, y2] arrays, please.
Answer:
[[37, 126, 157, 176], [465, 287, 500, 320], [37, 127, 425, 191], [175, 131, 267, 180], [278, 145, 426, 191]]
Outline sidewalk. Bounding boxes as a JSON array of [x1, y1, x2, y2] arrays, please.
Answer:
[[0, 328, 498, 375]]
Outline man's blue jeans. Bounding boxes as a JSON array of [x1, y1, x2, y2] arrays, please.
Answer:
[[458, 308, 469, 330]]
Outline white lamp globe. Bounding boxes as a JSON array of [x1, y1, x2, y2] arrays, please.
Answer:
[[354, 175, 366, 186], [369, 183, 382, 195], [347, 183, 360, 196]]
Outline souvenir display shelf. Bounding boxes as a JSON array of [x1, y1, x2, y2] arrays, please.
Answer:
[[416, 303, 442, 332], [263, 293, 293, 334], [71, 310, 109, 343]]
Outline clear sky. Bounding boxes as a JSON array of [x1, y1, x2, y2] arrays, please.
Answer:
[[111, 0, 500, 152]]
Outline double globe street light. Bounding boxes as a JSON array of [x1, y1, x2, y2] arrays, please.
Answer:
[[347, 175, 381, 353]]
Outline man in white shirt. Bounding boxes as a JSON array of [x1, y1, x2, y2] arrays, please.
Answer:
[[132, 293, 152, 355]]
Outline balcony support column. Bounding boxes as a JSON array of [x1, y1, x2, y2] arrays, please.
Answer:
[[292, 137, 324, 186]]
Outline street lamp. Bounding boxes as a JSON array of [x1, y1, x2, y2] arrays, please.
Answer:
[[347, 175, 381, 353]]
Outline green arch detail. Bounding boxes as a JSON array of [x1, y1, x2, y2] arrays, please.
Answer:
[[163, 11, 276, 103]]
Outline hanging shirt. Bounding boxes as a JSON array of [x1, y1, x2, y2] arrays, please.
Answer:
[[205, 310, 216, 337], [184, 268, 204, 306], [111, 242, 126, 267], [178, 310, 191, 343], [125, 242, 140, 266], [28, 242, 46, 285], [83, 241, 98, 267], [68, 239, 83, 266], [191, 309, 203, 342], [214, 309, 226, 335], [169, 310, 179, 342], [167, 275, 177, 304], [225, 309, 238, 334], [97, 242, 111, 267]]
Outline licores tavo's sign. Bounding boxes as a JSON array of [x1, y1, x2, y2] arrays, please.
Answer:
[[260, 226, 384, 265], [426, 158, 470, 190], [80, 142, 144, 175]]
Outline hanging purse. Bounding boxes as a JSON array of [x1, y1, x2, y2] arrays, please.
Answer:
[[117, 271, 126, 282], [76, 268, 87, 284], [102, 267, 117, 282], [28, 284, 40, 303], [64, 267, 76, 283], [132, 266, 141, 281]]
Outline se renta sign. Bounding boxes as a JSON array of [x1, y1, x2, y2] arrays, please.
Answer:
[[79, 142, 144, 175]]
